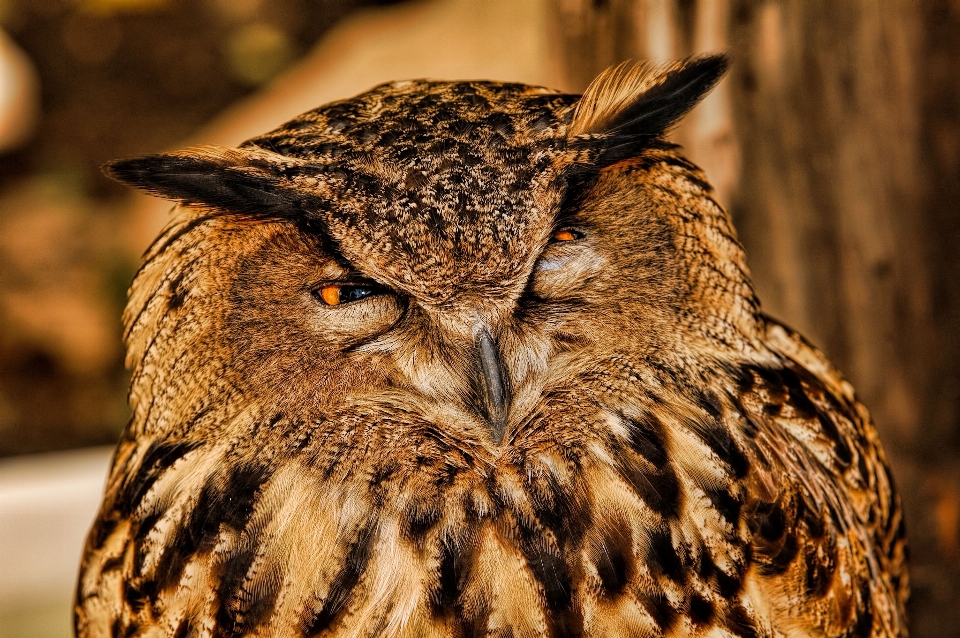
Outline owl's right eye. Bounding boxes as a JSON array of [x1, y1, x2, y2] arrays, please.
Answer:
[[314, 283, 385, 306], [551, 228, 584, 242]]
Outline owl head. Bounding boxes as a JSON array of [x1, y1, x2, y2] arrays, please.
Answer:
[[107, 54, 755, 447]]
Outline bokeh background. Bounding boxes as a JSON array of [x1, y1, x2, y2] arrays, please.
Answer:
[[0, 0, 957, 636]]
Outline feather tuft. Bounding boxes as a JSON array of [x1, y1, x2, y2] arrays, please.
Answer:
[[102, 145, 317, 216], [568, 60, 671, 137], [566, 54, 729, 166]]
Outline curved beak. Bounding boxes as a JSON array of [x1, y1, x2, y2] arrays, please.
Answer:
[[477, 328, 510, 444]]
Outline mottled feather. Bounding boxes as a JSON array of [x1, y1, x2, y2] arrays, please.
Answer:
[[77, 55, 907, 638]]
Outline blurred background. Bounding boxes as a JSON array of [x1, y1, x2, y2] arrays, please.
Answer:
[[0, 0, 957, 636]]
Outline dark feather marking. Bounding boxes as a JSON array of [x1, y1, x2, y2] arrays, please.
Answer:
[[750, 366, 788, 402], [688, 594, 715, 626], [87, 514, 119, 553], [657, 154, 715, 193], [613, 448, 682, 518], [757, 529, 799, 576], [754, 500, 786, 543], [703, 483, 742, 527], [523, 460, 594, 636], [589, 524, 632, 598], [724, 602, 762, 638], [524, 465, 593, 548], [851, 581, 875, 637], [717, 569, 744, 600], [624, 415, 669, 466], [732, 364, 755, 392], [804, 545, 836, 598], [303, 518, 377, 635], [367, 459, 401, 507], [100, 553, 124, 574], [121, 440, 199, 516], [857, 450, 871, 488], [403, 493, 444, 548], [132, 510, 163, 576], [779, 367, 818, 419], [801, 499, 827, 539], [696, 388, 724, 420], [123, 580, 150, 615], [818, 413, 853, 467], [741, 539, 754, 567], [698, 549, 743, 599], [731, 393, 761, 439], [637, 589, 678, 633], [511, 511, 582, 638], [155, 463, 270, 593], [166, 271, 188, 311], [762, 402, 783, 417], [235, 577, 283, 635], [892, 507, 908, 546], [645, 526, 686, 585], [431, 538, 471, 614], [214, 548, 261, 637], [692, 417, 750, 479]]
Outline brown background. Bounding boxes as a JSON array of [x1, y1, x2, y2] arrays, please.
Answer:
[[0, 0, 956, 634]]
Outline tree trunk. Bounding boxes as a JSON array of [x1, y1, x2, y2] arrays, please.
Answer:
[[551, 1, 960, 635]]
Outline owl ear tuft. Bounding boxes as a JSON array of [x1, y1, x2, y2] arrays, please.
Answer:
[[568, 54, 729, 165], [103, 145, 303, 215]]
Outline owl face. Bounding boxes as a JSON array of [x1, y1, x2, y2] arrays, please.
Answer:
[[110, 57, 752, 451], [166, 173, 684, 451]]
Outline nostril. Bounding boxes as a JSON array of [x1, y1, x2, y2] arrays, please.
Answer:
[[477, 329, 509, 444]]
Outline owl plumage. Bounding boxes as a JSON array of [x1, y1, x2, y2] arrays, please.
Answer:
[[76, 55, 908, 638]]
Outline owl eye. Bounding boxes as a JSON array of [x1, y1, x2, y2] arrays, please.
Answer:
[[314, 283, 384, 306], [551, 229, 584, 242]]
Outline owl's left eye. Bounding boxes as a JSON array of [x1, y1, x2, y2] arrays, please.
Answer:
[[314, 284, 384, 306]]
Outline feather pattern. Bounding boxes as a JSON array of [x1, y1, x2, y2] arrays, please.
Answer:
[[77, 60, 907, 638]]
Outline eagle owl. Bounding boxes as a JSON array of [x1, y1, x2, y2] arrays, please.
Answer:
[[77, 55, 908, 637]]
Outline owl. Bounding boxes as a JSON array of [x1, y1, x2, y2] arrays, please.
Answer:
[[76, 55, 908, 638]]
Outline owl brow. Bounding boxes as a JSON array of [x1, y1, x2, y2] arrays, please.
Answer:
[[281, 213, 344, 257], [553, 172, 600, 229], [278, 215, 400, 296]]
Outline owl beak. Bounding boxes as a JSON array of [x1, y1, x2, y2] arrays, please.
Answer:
[[477, 328, 510, 445]]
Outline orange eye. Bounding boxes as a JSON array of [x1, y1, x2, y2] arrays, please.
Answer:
[[315, 284, 380, 306], [552, 229, 582, 242], [319, 285, 342, 305]]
